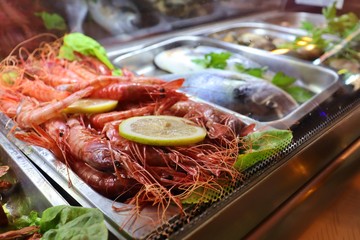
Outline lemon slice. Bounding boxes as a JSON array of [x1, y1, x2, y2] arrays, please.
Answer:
[[63, 99, 118, 114], [119, 115, 207, 146]]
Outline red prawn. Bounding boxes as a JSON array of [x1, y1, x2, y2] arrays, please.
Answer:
[[58, 75, 171, 92], [42, 117, 140, 200], [18, 78, 70, 102], [68, 159, 141, 200], [66, 117, 119, 172]]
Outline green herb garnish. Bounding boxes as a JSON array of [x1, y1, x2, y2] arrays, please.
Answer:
[[35, 12, 67, 31], [285, 86, 314, 103], [271, 71, 314, 103], [271, 71, 296, 87], [192, 52, 232, 69], [235, 63, 268, 78], [297, 2, 360, 60]]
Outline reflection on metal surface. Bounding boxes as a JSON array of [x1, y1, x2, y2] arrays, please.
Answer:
[[246, 138, 360, 240], [299, 166, 360, 239], [345, 74, 360, 91]]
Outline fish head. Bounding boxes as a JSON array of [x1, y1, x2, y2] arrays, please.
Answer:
[[232, 81, 298, 121]]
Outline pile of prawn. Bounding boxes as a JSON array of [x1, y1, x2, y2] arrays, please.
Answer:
[[0, 37, 255, 220]]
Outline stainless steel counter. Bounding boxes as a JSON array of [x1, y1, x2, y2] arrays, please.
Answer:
[[247, 138, 360, 240]]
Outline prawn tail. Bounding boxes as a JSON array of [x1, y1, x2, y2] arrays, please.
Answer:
[[163, 78, 185, 90]]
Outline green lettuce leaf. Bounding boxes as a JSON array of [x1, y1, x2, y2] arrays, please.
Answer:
[[58, 33, 116, 72], [234, 129, 293, 171], [40, 205, 108, 240]]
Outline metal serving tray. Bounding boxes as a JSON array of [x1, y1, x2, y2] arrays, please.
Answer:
[[0, 131, 68, 231], [112, 35, 339, 129], [0, 98, 263, 239], [259, 11, 326, 28], [204, 22, 307, 51]]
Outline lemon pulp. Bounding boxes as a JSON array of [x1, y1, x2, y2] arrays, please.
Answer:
[[119, 115, 207, 146], [63, 99, 118, 114]]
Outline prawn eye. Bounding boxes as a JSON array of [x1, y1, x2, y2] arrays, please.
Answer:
[[162, 174, 174, 180], [159, 87, 166, 98], [59, 131, 64, 137], [114, 161, 122, 169]]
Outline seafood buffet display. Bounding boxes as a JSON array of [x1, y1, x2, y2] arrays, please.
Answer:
[[0, 33, 293, 238], [0, 1, 358, 239]]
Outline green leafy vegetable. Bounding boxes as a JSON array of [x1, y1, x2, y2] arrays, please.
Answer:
[[12, 211, 41, 229], [296, 2, 360, 62], [59, 33, 120, 75], [40, 205, 108, 240], [234, 129, 293, 171], [192, 52, 232, 69], [285, 86, 314, 103], [322, 2, 359, 37], [2, 205, 108, 240], [322, 2, 337, 20], [235, 63, 267, 78], [35, 12, 67, 31], [270, 72, 314, 103], [182, 185, 228, 205], [271, 71, 296, 87]]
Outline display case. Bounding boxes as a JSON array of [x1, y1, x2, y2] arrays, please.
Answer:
[[0, 0, 359, 239]]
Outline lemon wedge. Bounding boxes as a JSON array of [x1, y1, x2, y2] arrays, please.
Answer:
[[63, 99, 118, 114], [119, 115, 207, 146]]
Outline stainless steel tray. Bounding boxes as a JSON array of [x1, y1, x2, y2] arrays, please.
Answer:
[[259, 11, 326, 28], [205, 22, 307, 50], [0, 131, 68, 231], [112, 35, 339, 129], [0, 97, 263, 239]]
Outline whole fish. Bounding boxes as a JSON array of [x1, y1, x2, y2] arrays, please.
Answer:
[[161, 70, 299, 122]]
